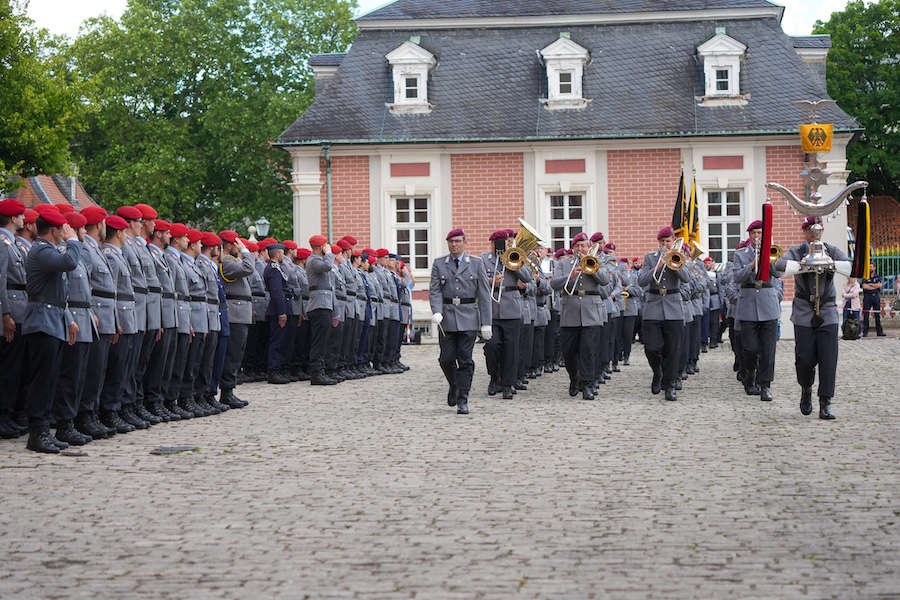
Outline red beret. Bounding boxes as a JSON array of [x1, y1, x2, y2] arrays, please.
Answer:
[[746, 219, 763, 232], [362, 247, 375, 255], [282, 240, 298, 250], [657, 226, 674, 240], [604, 242, 616, 251], [262, 237, 278, 245], [0, 198, 26, 216], [619, 257, 628, 262], [116, 206, 143, 221], [801, 216, 822, 230], [219, 230, 239, 243], [245, 240, 258, 252], [341, 235, 357, 245], [55, 203, 75, 214], [297, 248, 311, 259], [41, 209, 67, 227], [35, 204, 60, 214], [81, 206, 108, 225], [309, 234, 327, 247], [105, 215, 129, 230], [703, 257, 714, 263], [187, 229, 203, 244], [65, 212, 87, 229], [572, 232, 589, 244], [737, 239, 751, 249], [590, 232, 604, 243], [445, 228, 465, 240], [330, 244, 342, 254], [565, 248, 574, 255], [154, 219, 170, 231], [376, 248, 389, 257], [134, 203, 158, 219], [505, 229, 516, 237], [201, 232, 221, 247], [337, 239, 351, 251], [257, 239, 270, 250], [169, 223, 190, 238], [632, 257, 641, 262], [488, 230, 508, 241], [23, 209, 38, 224], [353, 250, 361, 257]]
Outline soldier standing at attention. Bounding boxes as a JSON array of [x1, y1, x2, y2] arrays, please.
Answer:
[[219, 231, 255, 408], [306, 235, 338, 386], [429, 228, 492, 415], [132, 204, 164, 425], [263, 243, 292, 384], [196, 232, 227, 413], [0, 198, 29, 439]]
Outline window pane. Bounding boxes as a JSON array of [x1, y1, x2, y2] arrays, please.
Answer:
[[569, 226, 582, 238], [405, 77, 418, 99], [414, 198, 427, 210], [708, 204, 722, 217], [397, 211, 409, 223], [551, 195, 564, 208], [726, 203, 740, 216], [415, 242, 428, 256], [396, 198, 409, 211], [560, 83, 572, 94], [552, 207, 565, 220], [415, 256, 428, 270], [397, 230, 410, 242], [727, 223, 741, 235], [709, 223, 722, 236], [726, 191, 741, 205], [708, 191, 722, 205], [397, 243, 409, 256], [709, 237, 722, 250], [552, 226, 565, 242], [569, 195, 582, 207], [560, 72, 572, 83], [569, 206, 582, 220], [414, 229, 428, 242], [712, 250, 723, 262], [414, 210, 427, 223]]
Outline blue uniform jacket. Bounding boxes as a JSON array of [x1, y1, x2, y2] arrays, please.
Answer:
[[23, 237, 82, 341], [264, 261, 291, 318]]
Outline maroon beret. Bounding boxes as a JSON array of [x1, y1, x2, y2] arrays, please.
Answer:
[[657, 226, 674, 240], [154, 219, 170, 231], [309, 234, 327, 247], [187, 229, 203, 244], [572, 232, 589, 244], [445, 228, 465, 240], [604, 242, 616, 251], [297, 248, 311, 259], [590, 231, 604, 243], [565, 248, 574, 255], [737, 239, 751, 249], [488, 230, 508, 241], [801, 216, 823, 230], [116, 205, 143, 221], [746, 219, 763, 232], [134, 203, 158, 219], [105, 215, 129, 230], [553, 248, 566, 259], [169, 223, 190, 238], [41, 209, 67, 227], [81, 206, 108, 225], [0, 198, 26, 216], [65, 212, 87, 229], [219, 230, 239, 243]]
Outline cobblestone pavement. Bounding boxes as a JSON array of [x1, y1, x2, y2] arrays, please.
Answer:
[[1, 336, 899, 599]]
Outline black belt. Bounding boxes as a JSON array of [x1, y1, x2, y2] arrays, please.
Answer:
[[336, 294, 347, 301], [118, 293, 135, 302], [67, 300, 91, 309], [302, 296, 310, 301], [347, 291, 356, 297], [742, 282, 773, 289], [252, 292, 266, 298], [133, 286, 148, 294], [573, 290, 601, 297], [190, 295, 206, 302], [502, 286, 519, 292], [370, 298, 381, 303], [226, 294, 251, 301], [207, 299, 219, 305], [648, 289, 671, 296], [162, 292, 175, 299], [309, 286, 330, 292], [92, 289, 116, 299], [27, 295, 66, 308], [443, 297, 476, 305], [401, 302, 411, 307], [7, 283, 25, 291], [148, 286, 162, 293]]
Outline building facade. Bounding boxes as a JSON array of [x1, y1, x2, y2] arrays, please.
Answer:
[[277, 0, 862, 333]]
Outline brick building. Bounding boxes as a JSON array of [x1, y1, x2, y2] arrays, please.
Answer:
[[7, 175, 99, 211], [277, 0, 862, 330]]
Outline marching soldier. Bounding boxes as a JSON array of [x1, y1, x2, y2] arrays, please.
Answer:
[[618, 256, 642, 366], [218, 231, 254, 408], [0, 198, 29, 439], [531, 262, 551, 377], [705, 257, 723, 349], [429, 228, 492, 415]]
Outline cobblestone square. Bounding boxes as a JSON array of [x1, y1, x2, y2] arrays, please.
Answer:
[[1, 337, 898, 599]]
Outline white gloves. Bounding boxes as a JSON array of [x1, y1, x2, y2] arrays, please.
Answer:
[[834, 261, 853, 277], [431, 313, 443, 325], [782, 260, 802, 276], [480, 325, 492, 340]]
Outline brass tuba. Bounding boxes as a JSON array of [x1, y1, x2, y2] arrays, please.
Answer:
[[501, 219, 544, 271]]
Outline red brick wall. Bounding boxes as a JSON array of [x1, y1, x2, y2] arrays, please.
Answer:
[[765, 145, 809, 300], [451, 153, 525, 255], [607, 148, 682, 259], [318, 155, 370, 247]]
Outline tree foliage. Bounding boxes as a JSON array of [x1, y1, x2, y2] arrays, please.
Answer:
[[0, 0, 83, 188], [68, 0, 357, 237], [814, 0, 900, 199]]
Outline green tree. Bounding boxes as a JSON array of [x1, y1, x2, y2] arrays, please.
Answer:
[[0, 0, 83, 189], [814, 0, 900, 199], [68, 0, 357, 237]]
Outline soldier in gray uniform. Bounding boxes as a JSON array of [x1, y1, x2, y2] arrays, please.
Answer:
[[145, 219, 181, 422], [241, 242, 269, 382], [395, 259, 413, 372], [351, 252, 372, 374], [325, 245, 348, 380], [731, 220, 784, 402], [164, 224, 195, 419], [216, 232, 253, 407], [362, 254, 383, 373], [374, 250, 402, 374], [686, 255, 707, 375], [704, 257, 723, 349], [544, 249, 565, 371], [618, 257, 643, 366], [531, 266, 551, 377], [21, 209, 82, 453], [600, 244, 621, 377], [290, 247, 312, 380], [132, 205, 164, 425], [637, 226, 691, 401], [197, 233, 227, 413], [0, 198, 29, 438], [550, 232, 611, 401], [180, 229, 211, 415], [335, 241, 357, 378], [306, 235, 338, 385], [429, 228, 492, 415], [775, 216, 852, 419]]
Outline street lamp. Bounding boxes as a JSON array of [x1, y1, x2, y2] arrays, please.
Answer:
[[255, 217, 270, 238]]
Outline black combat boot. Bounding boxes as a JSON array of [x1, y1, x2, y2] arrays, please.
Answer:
[[267, 370, 291, 385], [101, 410, 136, 433], [447, 385, 458, 407], [55, 421, 92, 446], [819, 397, 836, 420], [310, 371, 337, 386], [800, 387, 813, 415], [26, 429, 61, 453], [456, 395, 469, 415]]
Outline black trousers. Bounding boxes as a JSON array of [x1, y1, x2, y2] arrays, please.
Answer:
[[182, 332, 206, 399], [243, 321, 267, 373], [680, 320, 691, 374], [166, 332, 190, 403], [23, 332, 65, 431], [221, 323, 248, 391], [53, 341, 91, 423], [341, 317, 358, 366], [518, 323, 534, 380], [546, 311, 560, 363], [284, 314, 298, 366], [642, 319, 683, 388], [389, 319, 403, 363], [532, 325, 546, 370], [373, 318, 388, 366], [560, 325, 601, 385], [134, 328, 157, 406], [357, 321, 371, 364], [862, 294, 883, 335], [609, 315, 622, 365], [438, 330, 477, 399], [689, 317, 701, 362], [83, 334, 112, 415], [739, 319, 778, 385], [268, 316, 288, 370], [709, 309, 722, 344], [484, 318, 521, 387], [794, 324, 839, 398], [595, 322, 609, 370], [198, 330, 219, 397], [211, 332, 229, 395], [146, 328, 175, 406], [0, 325, 24, 416], [327, 318, 343, 370], [124, 329, 145, 406], [620, 316, 637, 361], [308, 308, 333, 373], [101, 333, 138, 411], [728, 318, 743, 372], [295, 318, 311, 370]]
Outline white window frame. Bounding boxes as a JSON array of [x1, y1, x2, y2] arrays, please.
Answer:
[[392, 195, 431, 272], [547, 192, 586, 251], [697, 33, 746, 99], [385, 41, 435, 114], [705, 188, 744, 263], [558, 71, 574, 96], [540, 37, 589, 110]]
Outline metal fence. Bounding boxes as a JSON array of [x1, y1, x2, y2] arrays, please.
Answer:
[[872, 254, 900, 295]]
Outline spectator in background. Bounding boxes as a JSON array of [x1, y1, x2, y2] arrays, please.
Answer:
[[842, 277, 861, 324], [861, 262, 885, 337]]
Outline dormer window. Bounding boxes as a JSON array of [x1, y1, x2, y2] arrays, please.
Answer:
[[540, 35, 590, 110], [697, 29, 747, 104], [385, 40, 436, 114]]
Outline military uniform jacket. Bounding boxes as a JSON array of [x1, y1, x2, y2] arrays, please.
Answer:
[[521, 271, 537, 325], [306, 252, 335, 313], [339, 262, 357, 319], [398, 272, 412, 324], [637, 249, 690, 321], [429, 253, 491, 332], [296, 264, 310, 317], [283, 260, 303, 317], [601, 259, 619, 317], [0, 228, 27, 322], [197, 254, 221, 332], [550, 255, 611, 327], [354, 269, 368, 322], [620, 267, 643, 317], [104, 243, 138, 335], [250, 257, 268, 323], [83, 235, 118, 334], [732, 246, 783, 322], [23, 238, 82, 341], [534, 276, 551, 327], [65, 250, 98, 343], [708, 270, 723, 311], [165, 247, 192, 335], [219, 250, 255, 325], [134, 237, 162, 331], [333, 264, 347, 322], [376, 265, 400, 321], [149, 243, 178, 330], [123, 236, 148, 332], [775, 242, 849, 328], [181, 253, 208, 333], [264, 260, 291, 318], [366, 270, 384, 321], [687, 261, 706, 317], [359, 270, 376, 326], [480, 251, 529, 320]]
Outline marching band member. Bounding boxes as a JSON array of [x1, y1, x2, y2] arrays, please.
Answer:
[[618, 256, 642, 366]]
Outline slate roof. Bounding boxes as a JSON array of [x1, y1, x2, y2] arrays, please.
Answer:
[[790, 35, 831, 48], [309, 53, 346, 66], [358, 0, 779, 21], [279, 17, 859, 146]]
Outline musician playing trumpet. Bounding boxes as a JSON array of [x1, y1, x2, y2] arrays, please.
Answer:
[[637, 226, 691, 401], [550, 232, 611, 400]]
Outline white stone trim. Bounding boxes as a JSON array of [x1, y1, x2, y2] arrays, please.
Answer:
[[385, 41, 436, 114], [697, 33, 746, 100], [288, 148, 324, 245], [540, 37, 590, 110], [794, 47, 829, 63]]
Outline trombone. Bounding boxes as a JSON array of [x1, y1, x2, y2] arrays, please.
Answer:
[[489, 218, 544, 303], [564, 243, 602, 295], [653, 237, 685, 284]]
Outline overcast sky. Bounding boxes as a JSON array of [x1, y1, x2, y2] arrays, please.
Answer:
[[27, 0, 866, 40]]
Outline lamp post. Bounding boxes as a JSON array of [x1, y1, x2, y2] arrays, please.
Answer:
[[255, 217, 270, 238]]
